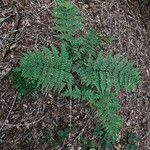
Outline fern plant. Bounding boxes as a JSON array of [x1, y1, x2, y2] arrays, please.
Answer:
[[5, 0, 140, 148]]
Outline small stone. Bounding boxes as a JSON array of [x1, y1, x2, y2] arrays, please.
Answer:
[[10, 43, 17, 50], [126, 120, 131, 126], [23, 104, 28, 108]]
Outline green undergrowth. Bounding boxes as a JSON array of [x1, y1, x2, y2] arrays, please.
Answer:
[[5, 0, 140, 149], [121, 132, 140, 150]]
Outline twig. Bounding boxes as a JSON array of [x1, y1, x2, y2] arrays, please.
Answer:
[[34, 33, 39, 49], [141, 132, 149, 140], [58, 139, 67, 150], [72, 2, 95, 23], [0, 15, 14, 25], [68, 98, 72, 145], [69, 98, 72, 130], [0, 95, 17, 131], [37, 1, 55, 15], [74, 117, 91, 141], [0, 114, 46, 128]]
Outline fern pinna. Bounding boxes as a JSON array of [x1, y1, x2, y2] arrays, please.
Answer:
[[5, 0, 140, 148]]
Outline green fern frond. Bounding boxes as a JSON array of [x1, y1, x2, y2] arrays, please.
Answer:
[[63, 87, 121, 141], [54, 1, 108, 60], [75, 52, 140, 93], [94, 93, 122, 142], [80, 29, 100, 58], [63, 87, 100, 101], [54, 0, 82, 39], [20, 44, 73, 92], [63, 86, 81, 99], [53, 0, 84, 59], [4, 67, 40, 98], [6, 44, 73, 97]]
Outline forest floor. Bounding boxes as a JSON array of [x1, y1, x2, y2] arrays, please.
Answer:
[[0, 0, 150, 150]]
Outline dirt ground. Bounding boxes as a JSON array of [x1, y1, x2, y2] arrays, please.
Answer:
[[0, 0, 150, 149]]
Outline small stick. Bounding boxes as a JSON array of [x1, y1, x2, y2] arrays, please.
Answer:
[[74, 116, 91, 141], [0, 95, 16, 131], [0, 114, 46, 128]]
